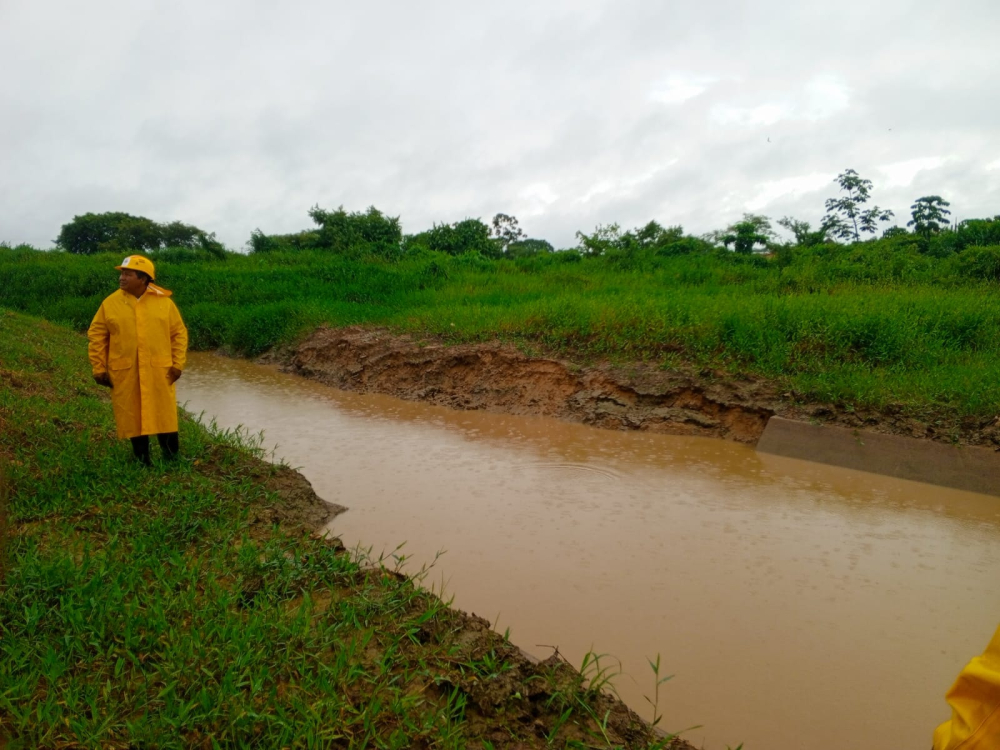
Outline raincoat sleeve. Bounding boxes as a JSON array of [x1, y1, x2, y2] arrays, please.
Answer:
[[87, 303, 110, 376], [933, 625, 1000, 750], [169, 300, 188, 371]]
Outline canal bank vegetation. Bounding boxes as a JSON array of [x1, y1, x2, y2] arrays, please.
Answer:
[[0, 310, 690, 749], [3, 171, 1000, 423]]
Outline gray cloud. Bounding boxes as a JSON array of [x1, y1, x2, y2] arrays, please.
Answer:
[[2, 0, 998, 251]]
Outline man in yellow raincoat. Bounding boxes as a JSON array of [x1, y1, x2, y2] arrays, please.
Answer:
[[87, 255, 188, 465], [933, 624, 1000, 749]]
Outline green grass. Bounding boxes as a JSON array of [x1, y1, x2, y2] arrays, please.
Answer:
[[3, 240, 1000, 418], [0, 310, 684, 749]]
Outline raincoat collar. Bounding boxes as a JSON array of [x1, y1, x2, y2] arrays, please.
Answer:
[[121, 284, 172, 299]]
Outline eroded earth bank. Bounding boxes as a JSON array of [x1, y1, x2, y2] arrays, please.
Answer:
[[276, 325, 1000, 449]]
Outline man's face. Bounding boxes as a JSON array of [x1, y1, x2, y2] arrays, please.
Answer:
[[119, 269, 148, 297]]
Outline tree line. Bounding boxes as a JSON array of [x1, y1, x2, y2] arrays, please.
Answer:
[[40, 169, 1000, 262], [52, 212, 225, 258]]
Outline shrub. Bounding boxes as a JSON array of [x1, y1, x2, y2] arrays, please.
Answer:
[[308, 206, 403, 258], [955, 217, 1000, 250], [506, 238, 554, 258], [415, 219, 497, 257], [956, 245, 1000, 281]]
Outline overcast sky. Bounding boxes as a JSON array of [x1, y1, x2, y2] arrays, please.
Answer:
[[3, 0, 999, 251]]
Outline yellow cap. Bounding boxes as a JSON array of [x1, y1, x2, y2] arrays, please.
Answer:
[[115, 255, 156, 281]]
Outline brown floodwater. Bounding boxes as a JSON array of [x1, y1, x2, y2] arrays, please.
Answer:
[[179, 352, 1000, 750]]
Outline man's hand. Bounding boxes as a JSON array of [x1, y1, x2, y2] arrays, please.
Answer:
[[93, 372, 112, 388], [167, 367, 182, 385]]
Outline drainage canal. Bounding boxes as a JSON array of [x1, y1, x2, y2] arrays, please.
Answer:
[[179, 352, 1000, 750]]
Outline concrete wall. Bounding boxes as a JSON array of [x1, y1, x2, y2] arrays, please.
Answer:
[[756, 417, 1000, 497]]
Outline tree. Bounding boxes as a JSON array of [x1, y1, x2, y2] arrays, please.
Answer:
[[823, 169, 894, 242], [719, 214, 774, 254], [56, 212, 224, 256], [881, 226, 909, 239], [308, 205, 402, 257], [634, 221, 685, 249], [575, 223, 624, 256], [954, 216, 1000, 249], [248, 229, 273, 254], [417, 218, 496, 257], [907, 195, 952, 237], [490, 213, 525, 253], [195, 232, 226, 259], [160, 220, 226, 258], [722, 222, 769, 254], [777, 216, 830, 247], [577, 220, 706, 258], [159, 221, 204, 248], [57, 212, 160, 255]]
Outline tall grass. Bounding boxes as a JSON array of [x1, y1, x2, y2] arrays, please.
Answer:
[[3, 242, 1000, 416]]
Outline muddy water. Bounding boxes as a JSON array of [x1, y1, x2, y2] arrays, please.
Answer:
[[179, 352, 1000, 750]]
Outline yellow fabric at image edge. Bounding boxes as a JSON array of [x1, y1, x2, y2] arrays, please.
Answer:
[[934, 625, 1000, 750]]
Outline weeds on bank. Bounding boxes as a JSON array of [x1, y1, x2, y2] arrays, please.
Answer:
[[645, 654, 673, 729], [533, 648, 695, 750], [0, 310, 686, 749]]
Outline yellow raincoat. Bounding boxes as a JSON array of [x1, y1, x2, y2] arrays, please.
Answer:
[[87, 284, 188, 439], [934, 625, 1000, 750]]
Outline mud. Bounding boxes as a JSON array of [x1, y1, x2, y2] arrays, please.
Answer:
[[411, 609, 687, 749], [282, 327, 770, 442], [279, 325, 1000, 449], [190, 437, 346, 533], [262, 465, 346, 529]]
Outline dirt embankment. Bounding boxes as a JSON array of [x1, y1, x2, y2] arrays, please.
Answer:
[[278, 326, 1000, 448]]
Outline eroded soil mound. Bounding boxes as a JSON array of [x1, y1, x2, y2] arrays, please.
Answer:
[[262, 464, 346, 529], [283, 326, 1000, 448], [285, 327, 772, 442]]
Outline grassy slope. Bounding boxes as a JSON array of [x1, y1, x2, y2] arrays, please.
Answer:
[[0, 310, 680, 750]]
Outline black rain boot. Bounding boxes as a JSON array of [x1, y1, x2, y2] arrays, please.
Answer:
[[157, 432, 180, 461], [130, 436, 152, 466]]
